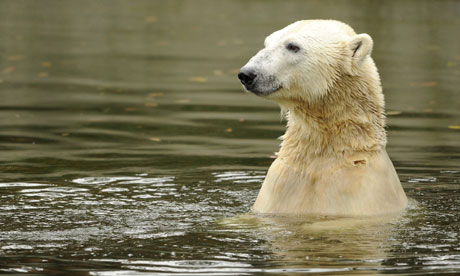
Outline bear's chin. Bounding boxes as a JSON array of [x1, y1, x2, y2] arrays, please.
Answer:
[[246, 86, 282, 97]]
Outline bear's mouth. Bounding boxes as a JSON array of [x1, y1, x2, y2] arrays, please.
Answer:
[[246, 85, 282, 96]]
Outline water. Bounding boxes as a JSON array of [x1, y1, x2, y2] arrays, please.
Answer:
[[0, 0, 459, 274]]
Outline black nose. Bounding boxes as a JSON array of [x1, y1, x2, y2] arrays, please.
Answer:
[[238, 71, 257, 86]]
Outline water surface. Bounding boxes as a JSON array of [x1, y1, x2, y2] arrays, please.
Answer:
[[0, 0, 459, 274]]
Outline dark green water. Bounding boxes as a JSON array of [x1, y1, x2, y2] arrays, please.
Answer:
[[1, 0, 459, 274]]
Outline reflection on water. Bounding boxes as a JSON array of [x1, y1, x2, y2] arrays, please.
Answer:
[[0, 0, 459, 274]]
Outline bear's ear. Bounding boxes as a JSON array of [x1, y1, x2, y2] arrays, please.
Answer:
[[348, 33, 373, 63]]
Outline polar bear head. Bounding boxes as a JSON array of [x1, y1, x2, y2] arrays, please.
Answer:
[[238, 20, 376, 104]]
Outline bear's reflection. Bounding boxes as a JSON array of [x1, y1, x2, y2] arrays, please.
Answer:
[[222, 212, 406, 271]]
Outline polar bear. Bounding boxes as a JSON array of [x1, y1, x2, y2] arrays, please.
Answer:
[[238, 20, 408, 216]]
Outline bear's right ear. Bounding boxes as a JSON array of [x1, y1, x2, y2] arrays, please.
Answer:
[[348, 33, 373, 63]]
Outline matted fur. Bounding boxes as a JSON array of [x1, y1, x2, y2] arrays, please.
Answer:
[[240, 20, 408, 215]]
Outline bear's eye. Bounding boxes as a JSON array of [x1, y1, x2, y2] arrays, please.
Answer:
[[286, 43, 300, 53]]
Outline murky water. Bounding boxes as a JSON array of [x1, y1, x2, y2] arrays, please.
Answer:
[[1, 0, 459, 274]]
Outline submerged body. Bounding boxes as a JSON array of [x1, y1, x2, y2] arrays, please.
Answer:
[[254, 150, 406, 215], [238, 20, 408, 216]]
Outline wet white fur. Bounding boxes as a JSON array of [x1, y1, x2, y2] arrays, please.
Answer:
[[241, 20, 408, 215]]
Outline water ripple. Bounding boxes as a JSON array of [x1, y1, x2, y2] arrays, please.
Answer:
[[213, 171, 265, 184], [72, 176, 175, 185], [0, 182, 52, 188]]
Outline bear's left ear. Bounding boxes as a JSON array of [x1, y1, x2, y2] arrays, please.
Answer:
[[348, 33, 373, 63]]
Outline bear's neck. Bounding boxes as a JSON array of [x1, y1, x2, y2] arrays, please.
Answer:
[[278, 74, 387, 161]]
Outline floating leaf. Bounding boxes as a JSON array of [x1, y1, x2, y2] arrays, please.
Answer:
[[229, 68, 240, 74], [41, 61, 52, 68], [410, 81, 437, 87], [38, 72, 48, 78], [157, 41, 170, 46], [213, 70, 224, 76], [145, 16, 158, 23], [239, 118, 245, 122], [147, 93, 163, 98], [7, 55, 25, 61], [188, 77, 208, 83], [144, 102, 158, 107], [149, 137, 161, 142], [124, 107, 137, 112], [387, 111, 402, 116], [225, 128, 232, 132], [232, 39, 243, 45], [217, 40, 227, 46], [2, 67, 15, 74], [448, 125, 460, 130], [175, 99, 191, 104]]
